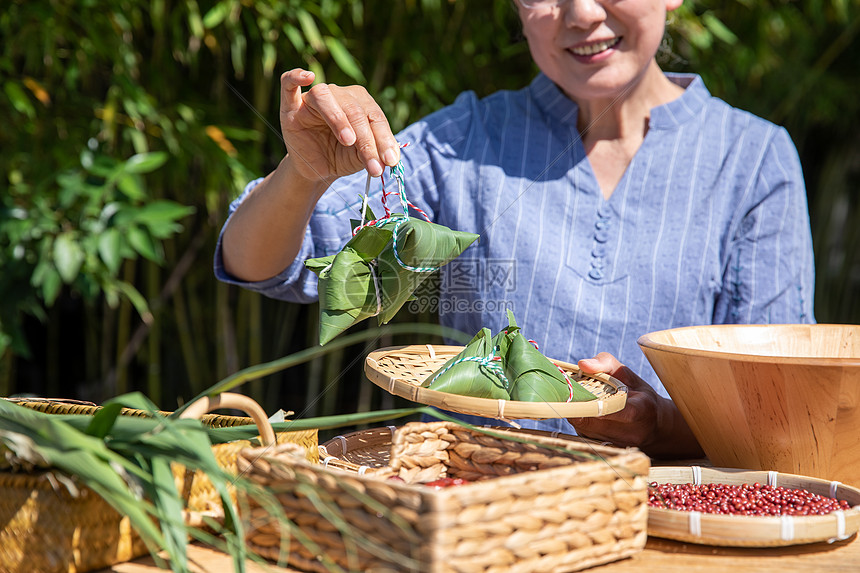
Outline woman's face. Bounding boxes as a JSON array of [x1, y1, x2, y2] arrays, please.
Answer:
[[518, 0, 682, 103]]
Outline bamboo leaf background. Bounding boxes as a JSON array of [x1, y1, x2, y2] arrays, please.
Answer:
[[1, 0, 858, 436]]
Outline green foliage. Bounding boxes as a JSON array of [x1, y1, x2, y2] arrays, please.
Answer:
[[666, 1, 860, 324], [1, 150, 194, 355], [667, 1, 860, 139]]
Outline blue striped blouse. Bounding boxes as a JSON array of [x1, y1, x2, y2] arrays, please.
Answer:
[[215, 73, 815, 432]]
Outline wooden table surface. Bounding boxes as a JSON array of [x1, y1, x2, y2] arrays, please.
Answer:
[[103, 532, 859, 573]]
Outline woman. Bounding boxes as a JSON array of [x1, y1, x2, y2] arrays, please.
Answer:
[[215, 0, 815, 458]]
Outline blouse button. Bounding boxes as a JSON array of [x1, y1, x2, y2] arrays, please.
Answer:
[[588, 268, 604, 281], [594, 229, 609, 243]]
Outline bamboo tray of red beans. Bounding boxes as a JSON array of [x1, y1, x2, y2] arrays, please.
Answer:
[[647, 466, 860, 547]]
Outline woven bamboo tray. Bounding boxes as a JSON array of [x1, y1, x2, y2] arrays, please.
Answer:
[[365, 344, 628, 420], [0, 395, 318, 573], [239, 420, 650, 573], [648, 466, 860, 547]]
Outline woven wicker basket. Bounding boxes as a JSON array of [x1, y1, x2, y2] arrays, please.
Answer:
[[648, 466, 860, 547], [0, 471, 147, 573], [240, 420, 650, 573], [0, 396, 318, 573], [365, 345, 628, 420]]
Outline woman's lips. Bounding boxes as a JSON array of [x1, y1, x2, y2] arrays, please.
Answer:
[[569, 37, 621, 60]]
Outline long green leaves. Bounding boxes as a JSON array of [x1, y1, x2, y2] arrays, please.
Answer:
[[172, 322, 471, 417], [0, 393, 252, 573]]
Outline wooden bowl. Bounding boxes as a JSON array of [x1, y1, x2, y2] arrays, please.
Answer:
[[638, 324, 860, 487]]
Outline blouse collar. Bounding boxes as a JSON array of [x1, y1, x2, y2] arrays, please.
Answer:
[[529, 72, 710, 131]]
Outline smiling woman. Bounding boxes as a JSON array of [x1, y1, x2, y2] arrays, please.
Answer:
[[517, 0, 686, 197], [215, 0, 815, 459]]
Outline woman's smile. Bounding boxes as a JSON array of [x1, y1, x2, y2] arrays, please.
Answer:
[[569, 37, 622, 60], [519, 0, 683, 103]]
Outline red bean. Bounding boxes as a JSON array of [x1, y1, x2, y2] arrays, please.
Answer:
[[647, 482, 853, 517], [423, 477, 471, 489]]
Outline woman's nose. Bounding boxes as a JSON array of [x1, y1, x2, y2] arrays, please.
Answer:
[[562, 0, 608, 28]]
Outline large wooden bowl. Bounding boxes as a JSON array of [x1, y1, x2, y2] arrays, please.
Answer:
[[638, 324, 860, 487]]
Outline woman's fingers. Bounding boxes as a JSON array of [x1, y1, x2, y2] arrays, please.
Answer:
[[296, 82, 397, 177], [280, 69, 315, 113], [303, 83, 360, 147], [322, 85, 385, 174], [278, 68, 398, 178], [366, 106, 401, 167], [569, 352, 662, 447], [579, 352, 647, 390]]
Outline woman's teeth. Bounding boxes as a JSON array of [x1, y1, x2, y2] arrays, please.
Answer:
[[571, 38, 620, 56]]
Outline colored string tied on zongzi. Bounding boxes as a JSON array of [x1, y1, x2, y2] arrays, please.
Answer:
[[353, 158, 437, 273], [426, 350, 510, 391], [305, 147, 479, 345], [422, 328, 513, 400]]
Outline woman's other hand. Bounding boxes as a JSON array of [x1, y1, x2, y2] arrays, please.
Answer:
[[279, 68, 401, 183], [569, 352, 704, 459]]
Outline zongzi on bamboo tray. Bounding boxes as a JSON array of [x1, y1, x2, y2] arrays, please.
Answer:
[[425, 310, 599, 403], [364, 312, 627, 420]]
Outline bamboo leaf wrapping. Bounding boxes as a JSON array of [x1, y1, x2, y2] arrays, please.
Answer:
[[306, 225, 393, 345], [306, 215, 478, 345], [423, 328, 511, 399], [375, 216, 479, 323], [496, 310, 597, 402]]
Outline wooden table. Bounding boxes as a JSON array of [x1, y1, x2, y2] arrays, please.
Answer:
[[103, 532, 859, 572]]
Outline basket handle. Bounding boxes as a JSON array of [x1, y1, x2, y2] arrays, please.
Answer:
[[179, 393, 276, 447]]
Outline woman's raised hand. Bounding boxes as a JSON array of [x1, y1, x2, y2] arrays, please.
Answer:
[[279, 68, 401, 184]]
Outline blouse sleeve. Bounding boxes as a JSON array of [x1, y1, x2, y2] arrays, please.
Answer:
[[713, 126, 816, 325]]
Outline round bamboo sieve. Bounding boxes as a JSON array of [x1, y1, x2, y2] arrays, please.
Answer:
[[365, 344, 627, 420], [648, 466, 860, 546]]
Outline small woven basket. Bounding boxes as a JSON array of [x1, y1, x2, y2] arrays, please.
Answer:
[[0, 396, 318, 573], [240, 420, 650, 573], [317, 425, 398, 474]]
